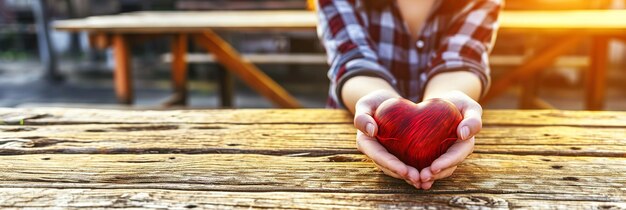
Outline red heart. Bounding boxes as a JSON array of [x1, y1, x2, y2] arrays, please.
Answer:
[[374, 98, 463, 170]]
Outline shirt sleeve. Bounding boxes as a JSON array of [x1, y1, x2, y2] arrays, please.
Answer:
[[425, 0, 502, 98], [316, 0, 397, 108]]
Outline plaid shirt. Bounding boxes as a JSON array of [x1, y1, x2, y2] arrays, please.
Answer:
[[316, 0, 502, 108]]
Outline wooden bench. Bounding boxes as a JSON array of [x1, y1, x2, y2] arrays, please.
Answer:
[[0, 107, 624, 208], [161, 52, 589, 107], [162, 53, 590, 67]]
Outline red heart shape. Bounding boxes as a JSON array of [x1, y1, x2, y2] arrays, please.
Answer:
[[374, 98, 463, 170]]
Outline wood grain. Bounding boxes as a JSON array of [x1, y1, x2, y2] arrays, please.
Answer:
[[0, 108, 624, 208], [0, 153, 623, 195], [0, 124, 624, 157], [1, 108, 625, 127], [1, 188, 625, 209]]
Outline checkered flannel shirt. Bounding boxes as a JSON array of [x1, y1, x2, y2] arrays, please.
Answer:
[[316, 0, 502, 108]]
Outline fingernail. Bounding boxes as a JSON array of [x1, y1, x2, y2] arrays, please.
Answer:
[[424, 177, 432, 182], [366, 123, 375, 137], [433, 169, 441, 174], [460, 126, 470, 140]]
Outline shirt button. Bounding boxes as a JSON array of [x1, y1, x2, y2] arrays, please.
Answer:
[[416, 40, 425, 49]]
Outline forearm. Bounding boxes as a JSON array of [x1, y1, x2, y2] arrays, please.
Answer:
[[341, 76, 400, 114], [423, 71, 482, 101]]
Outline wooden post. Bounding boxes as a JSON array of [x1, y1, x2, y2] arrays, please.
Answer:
[[166, 34, 189, 106], [112, 34, 133, 104], [217, 65, 234, 108], [585, 36, 609, 110], [194, 30, 301, 108]]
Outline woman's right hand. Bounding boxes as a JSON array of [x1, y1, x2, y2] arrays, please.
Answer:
[[353, 89, 422, 189]]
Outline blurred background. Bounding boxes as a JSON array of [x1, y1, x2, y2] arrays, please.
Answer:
[[0, 0, 625, 110]]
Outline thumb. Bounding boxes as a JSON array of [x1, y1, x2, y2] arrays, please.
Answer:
[[354, 101, 378, 137], [456, 103, 482, 140], [354, 113, 377, 137]]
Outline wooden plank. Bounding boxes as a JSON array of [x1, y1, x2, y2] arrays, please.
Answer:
[[53, 11, 319, 33], [585, 36, 609, 110], [194, 31, 301, 108], [54, 10, 626, 35], [1, 188, 625, 209], [112, 34, 133, 105], [0, 153, 623, 196], [1, 108, 626, 127], [163, 34, 189, 107], [162, 53, 589, 68], [162, 53, 329, 65], [499, 10, 626, 32], [0, 123, 624, 156], [481, 35, 583, 104]]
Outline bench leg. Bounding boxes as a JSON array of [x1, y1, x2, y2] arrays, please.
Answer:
[[165, 34, 189, 107], [481, 35, 583, 104], [217, 65, 234, 108], [112, 34, 133, 104], [194, 30, 301, 108], [585, 36, 609, 110]]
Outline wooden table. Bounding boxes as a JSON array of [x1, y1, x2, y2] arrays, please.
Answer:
[[0, 107, 624, 208], [54, 10, 626, 109], [54, 11, 316, 108]]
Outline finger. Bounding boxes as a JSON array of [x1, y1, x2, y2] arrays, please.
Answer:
[[354, 99, 378, 137], [356, 131, 419, 183], [375, 163, 402, 179], [420, 164, 456, 181], [430, 137, 475, 173], [354, 113, 377, 137], [420, 166, 434, 182], [379, 165, 421, 189], [421, 166, 457, 190], [421, 181, 434, 190], [405, 165, 421, 186], [432, 166, 457, 180], [457, 102, 482, 140]]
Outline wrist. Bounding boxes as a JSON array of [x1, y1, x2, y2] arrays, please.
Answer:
[[422, 71, 482, 101]]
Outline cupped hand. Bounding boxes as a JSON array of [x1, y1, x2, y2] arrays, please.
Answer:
[[353, 90, 422, 189], [419, 90, 482, 190]]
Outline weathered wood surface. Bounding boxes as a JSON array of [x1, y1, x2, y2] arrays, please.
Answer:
[[0, 108, 624, 209], [2, 108, 626, 126], [3, 188, 625, 210], [0, 153, 624, 194], [1, 188, 625, 210], [0, 124, 624, 157]]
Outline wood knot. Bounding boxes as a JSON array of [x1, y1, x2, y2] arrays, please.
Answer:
[[563, 176, 579, 181], [448, 196, 509, 208], [327, 155, 366, 162]]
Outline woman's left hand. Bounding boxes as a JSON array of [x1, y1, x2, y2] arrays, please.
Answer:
[[419, 90, 482, 190]]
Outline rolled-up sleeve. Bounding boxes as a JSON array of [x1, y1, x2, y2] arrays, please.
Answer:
[[425, 0, 502, 98], [316, 0, 396, 108]]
